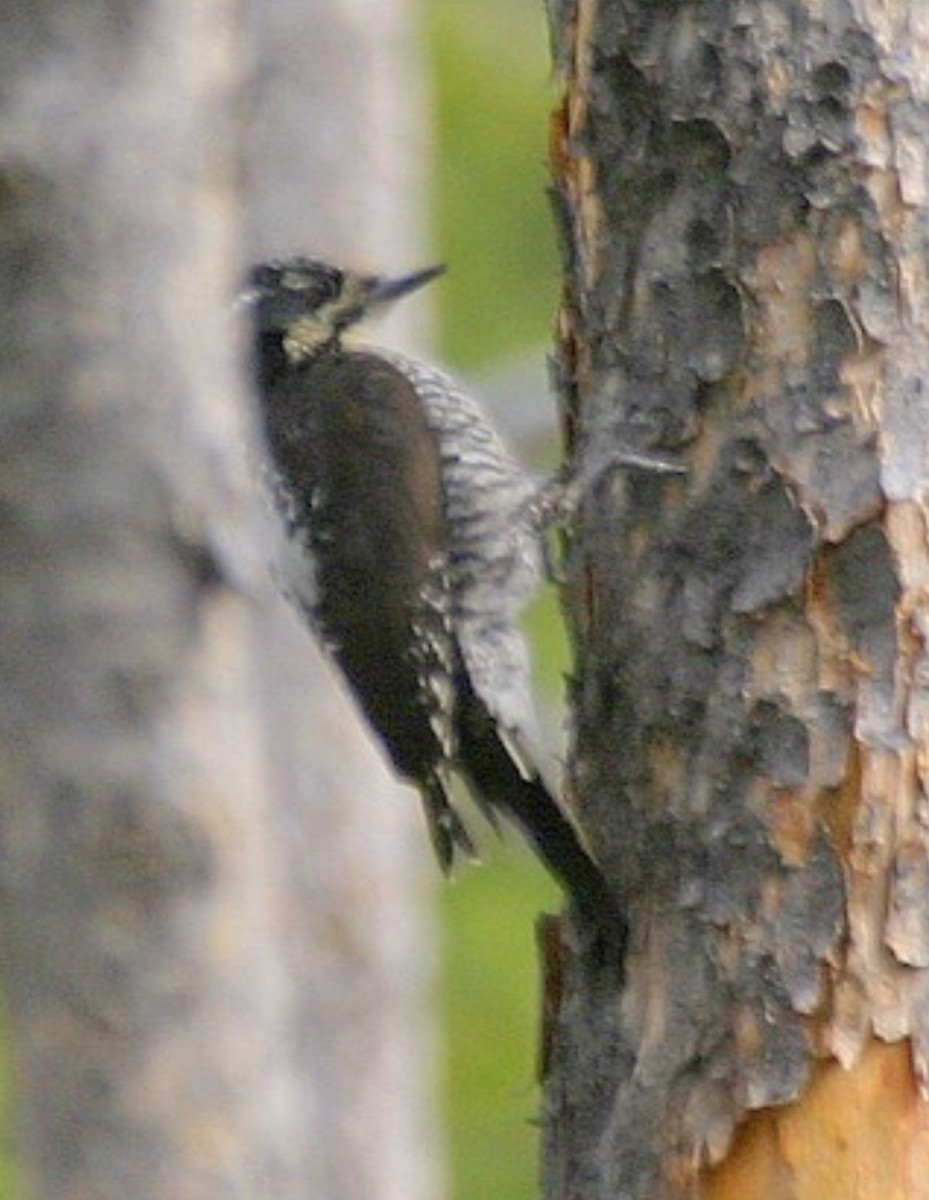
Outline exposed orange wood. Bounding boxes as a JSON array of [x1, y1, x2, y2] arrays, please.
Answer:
[[707, 1041, 929, 1200]]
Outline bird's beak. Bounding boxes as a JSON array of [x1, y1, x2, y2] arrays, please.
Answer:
[[366, 264, 446, 307]]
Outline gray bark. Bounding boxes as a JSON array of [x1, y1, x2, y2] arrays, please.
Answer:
[[0, 1, 304, 1197], [244, 2, 442, 1199], [543, 2, 929, 1197]]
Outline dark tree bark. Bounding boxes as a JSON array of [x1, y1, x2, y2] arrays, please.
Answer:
[[544, 2, 929, 1196]]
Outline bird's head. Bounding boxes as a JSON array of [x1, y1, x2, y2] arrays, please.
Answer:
[[241, 258, 445, 360]]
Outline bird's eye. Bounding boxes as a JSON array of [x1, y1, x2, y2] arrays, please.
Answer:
[[313, 266, 344, 303]]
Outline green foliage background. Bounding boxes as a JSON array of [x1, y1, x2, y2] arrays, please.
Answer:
[[0, 1005, 16, 1194], [428, 0, 558, 371], [427, 4, 566, 1199]]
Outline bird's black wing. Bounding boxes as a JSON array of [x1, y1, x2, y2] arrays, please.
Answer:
[[259, 344, 476, 869]]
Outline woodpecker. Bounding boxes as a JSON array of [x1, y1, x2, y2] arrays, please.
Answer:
[[242, 256, 621, 932]]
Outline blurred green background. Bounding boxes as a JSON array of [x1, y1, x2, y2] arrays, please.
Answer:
[[428, 0, 558, 372], [0, 1006, 15, 1195], [426, 4, 568, 1200]]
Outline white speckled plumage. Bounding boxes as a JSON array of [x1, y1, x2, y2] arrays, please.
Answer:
[[379, 348, 544, 756]]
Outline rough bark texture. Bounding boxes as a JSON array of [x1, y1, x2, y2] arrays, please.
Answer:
[[544, 2, 929, 1197], [0, 1, 308, 1197], [244, 3, 441, 1200]]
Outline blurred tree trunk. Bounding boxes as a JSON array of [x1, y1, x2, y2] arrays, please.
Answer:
[[244, 3, 441, 1200], [0, 2, 307, 1198], [544, 2, 929, 1198], [0, 0, 438, 1198]]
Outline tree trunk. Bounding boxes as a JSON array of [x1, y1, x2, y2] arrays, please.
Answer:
[[545, 2, 929, 1197], [0, 0, 438, 1197], [0, 2, 307, 1198]]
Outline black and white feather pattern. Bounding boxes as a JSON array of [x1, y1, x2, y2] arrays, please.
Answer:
[[244, 260, 624, 932], [379, 349, 545, 761], [409, 552, 457, 760]]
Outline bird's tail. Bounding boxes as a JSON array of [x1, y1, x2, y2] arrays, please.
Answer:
[[420, 775, 479, 876], [456, 692, 626, 942]]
